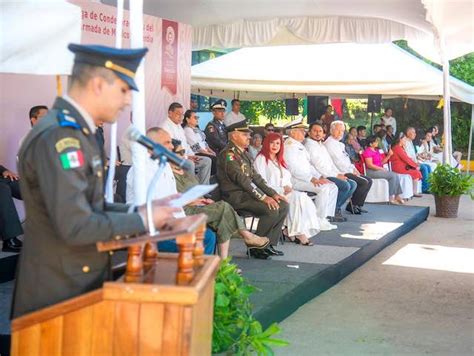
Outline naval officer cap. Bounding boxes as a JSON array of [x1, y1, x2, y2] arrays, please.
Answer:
[[211, 99, 227, 110], [226, 120, 253, 133], [68, 44, 148, 91], [284, 118, 308, 130]]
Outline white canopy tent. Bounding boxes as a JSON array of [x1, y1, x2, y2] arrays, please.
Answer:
[[102, 0, 473, 164], [0, 0, 81, 75], [102, 0, 473, 64], [191, 43, 474, 103], [0, 0, 149, 204]]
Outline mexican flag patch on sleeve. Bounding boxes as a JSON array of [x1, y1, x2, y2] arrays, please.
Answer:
[[60, 150, 84, 170]]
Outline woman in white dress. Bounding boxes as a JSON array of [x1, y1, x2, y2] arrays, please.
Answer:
[[254, 132, 320, 246]]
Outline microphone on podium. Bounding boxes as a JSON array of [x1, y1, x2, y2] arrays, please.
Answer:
[[127, 127, 193, 171]]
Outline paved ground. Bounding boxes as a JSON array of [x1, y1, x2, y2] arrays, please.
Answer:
[[276, 195, 474, 356]]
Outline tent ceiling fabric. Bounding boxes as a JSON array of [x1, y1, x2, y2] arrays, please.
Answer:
[[0, 0, 81, 75], [191, 43, 474, 104], [102, 0, 473, 63]]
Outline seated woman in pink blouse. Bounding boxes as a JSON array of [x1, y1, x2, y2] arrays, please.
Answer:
[[363, 136, 404, 205]]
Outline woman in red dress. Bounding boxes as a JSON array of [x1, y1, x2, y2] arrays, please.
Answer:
[[390, 137, 423, 197]]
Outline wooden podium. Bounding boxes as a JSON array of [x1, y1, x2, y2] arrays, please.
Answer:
[[11, 214, 220, 356]]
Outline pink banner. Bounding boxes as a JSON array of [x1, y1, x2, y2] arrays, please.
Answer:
[[161, 19, 178, 95]]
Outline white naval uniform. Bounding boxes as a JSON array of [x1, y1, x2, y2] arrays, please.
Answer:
[[283, 137, 338, 224]]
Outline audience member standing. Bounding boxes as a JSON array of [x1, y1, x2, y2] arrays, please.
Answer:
[[224, 99, 246, 126], [325, 121, 373, 214], [205, 99, 228, 154], [380, 107, 397, 135], [283, 122, 338, 230], [161, 102, 212, 184], [320, 104, 335, 136]]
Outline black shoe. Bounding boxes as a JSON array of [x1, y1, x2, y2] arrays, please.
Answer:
[[357, 206, 369, 213], [11, 236, 23, 247], [248, 248, 270, 260], [345, 204, 361, 215], [266, 245, 284, 256], [332, 209, 347, 222], [2, 238, 21, 253]]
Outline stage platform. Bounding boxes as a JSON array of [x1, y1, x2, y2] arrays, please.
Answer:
[[231, 203, 429, 328], [0, 203, 428, 354]]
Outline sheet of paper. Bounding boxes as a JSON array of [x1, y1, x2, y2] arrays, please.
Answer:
[[169, 184, 218, 208]]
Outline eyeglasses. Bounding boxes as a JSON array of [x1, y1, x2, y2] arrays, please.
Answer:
[[175, 149, 186, 155]]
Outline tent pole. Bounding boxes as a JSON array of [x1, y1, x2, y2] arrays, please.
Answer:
[[467, 104, 474, 173], [440, 39, 452, 166], [105, 0, 124, 203], [130, 0, 147, 205]]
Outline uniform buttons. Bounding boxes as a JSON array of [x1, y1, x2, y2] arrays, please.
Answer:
[[82, 266, 90, 273]]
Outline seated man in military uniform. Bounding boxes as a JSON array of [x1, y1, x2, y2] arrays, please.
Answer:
[[205, 99, 228, 154], [217, 120, 289, 258]]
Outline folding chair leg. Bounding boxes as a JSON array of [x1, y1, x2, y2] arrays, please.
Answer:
[[249, 217, 255, 232]]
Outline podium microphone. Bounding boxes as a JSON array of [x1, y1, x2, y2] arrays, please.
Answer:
[[127, 127, 193, 171]]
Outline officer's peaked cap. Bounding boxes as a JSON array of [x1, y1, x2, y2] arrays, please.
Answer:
[[227, 120, 252, 133], [211, 99, 227, 110], [68, 44, 148, 91]]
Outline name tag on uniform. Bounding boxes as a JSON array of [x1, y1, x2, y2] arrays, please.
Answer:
[[55, 137, 80, 152]]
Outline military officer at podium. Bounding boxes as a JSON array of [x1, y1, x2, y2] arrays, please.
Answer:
[[12, 44, 180, 318], [204, 99, 228, 153], [217, 120, 289, 258]]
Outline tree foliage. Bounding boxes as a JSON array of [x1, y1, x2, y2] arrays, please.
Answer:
[[240, 99, 305, 125]]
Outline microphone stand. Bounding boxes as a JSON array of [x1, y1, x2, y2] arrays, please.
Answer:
[[146, 148, 169, 236]]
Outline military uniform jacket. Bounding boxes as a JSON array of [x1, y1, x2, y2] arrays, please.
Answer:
[[12, 97, 145, 318], [204, 118, 227, 153], [217, 142, 277, 204]]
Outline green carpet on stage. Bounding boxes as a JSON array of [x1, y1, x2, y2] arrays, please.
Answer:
[[230, 204, 429, 328]]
